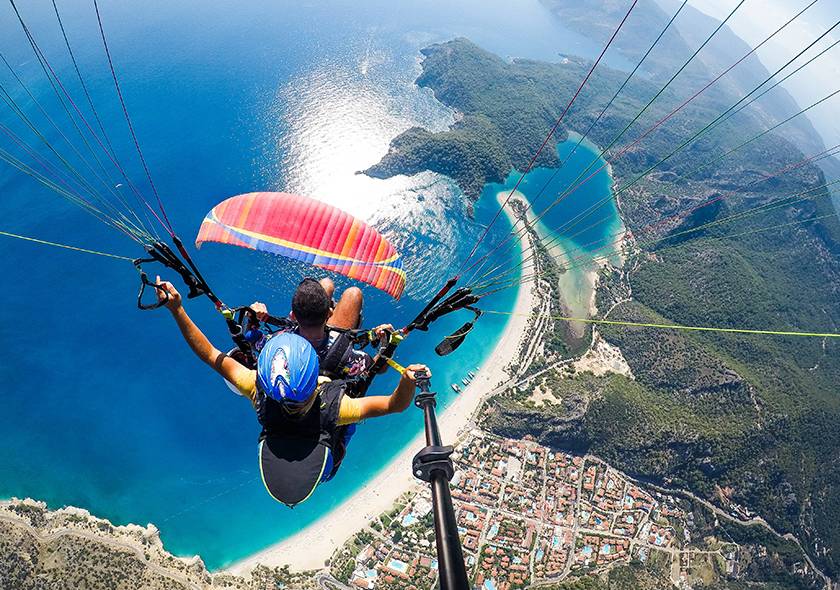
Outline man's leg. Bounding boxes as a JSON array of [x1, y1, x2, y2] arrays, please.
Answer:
[[330, 287, 363, 329]]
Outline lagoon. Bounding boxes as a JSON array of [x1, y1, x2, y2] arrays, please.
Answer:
[[480, 135, 624, 324]]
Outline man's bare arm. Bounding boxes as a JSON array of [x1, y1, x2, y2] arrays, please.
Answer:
[[352, 364, 429, 420], [157, 277, 255, 399]]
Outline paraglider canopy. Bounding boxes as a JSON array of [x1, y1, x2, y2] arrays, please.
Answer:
[[196, 192, 406, 299]]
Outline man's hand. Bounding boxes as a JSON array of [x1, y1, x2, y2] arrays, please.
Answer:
[[372, 325, 397, 374], [250, 301, 269, 321], [155, 276, 182, 312], [373, 324, 395, 341], [355, 362, 433, 419], [157, 277, 254, 397], [400, 363, 431, 386]]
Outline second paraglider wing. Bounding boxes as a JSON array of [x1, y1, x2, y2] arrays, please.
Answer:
[[195, 192, 406, 299]]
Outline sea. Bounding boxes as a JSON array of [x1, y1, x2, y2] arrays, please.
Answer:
[[0, 0, 621, 569]]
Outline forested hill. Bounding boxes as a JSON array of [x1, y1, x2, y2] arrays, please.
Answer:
[[366, 37, 840, 582], [365, 40, 569, 198], [540, 0, 832, 161]]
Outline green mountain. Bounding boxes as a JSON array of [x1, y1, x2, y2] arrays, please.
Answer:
[[364, 40, 571, 198], [541, 0, 831, 159], [366, 35, 840, 583]]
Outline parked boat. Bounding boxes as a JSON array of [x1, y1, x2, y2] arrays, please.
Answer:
[[451, 384, 461, 393]]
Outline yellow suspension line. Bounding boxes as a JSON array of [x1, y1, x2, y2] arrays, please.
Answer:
[[0, 230, 132, 261], [482, 310, 840, 339]]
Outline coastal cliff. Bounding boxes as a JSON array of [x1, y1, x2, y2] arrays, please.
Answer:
[[0, 499, 316, 590]]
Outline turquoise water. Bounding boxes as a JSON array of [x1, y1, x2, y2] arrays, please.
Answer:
[[0, 1, 620, 570], [388, 559, 409, 574], [478, 137, 623, 317], [481, 136, 622, 258]]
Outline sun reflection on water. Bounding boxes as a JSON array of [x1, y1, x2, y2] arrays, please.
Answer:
[[259, 38, 485, 300], [280, 62, 413, 219]]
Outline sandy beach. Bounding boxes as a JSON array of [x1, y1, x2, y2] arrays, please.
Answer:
[[227, 195, 536, 575]]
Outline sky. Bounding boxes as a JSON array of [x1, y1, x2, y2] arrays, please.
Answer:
[[684, 0, 840, 148]]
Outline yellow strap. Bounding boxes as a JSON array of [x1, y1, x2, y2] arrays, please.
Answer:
[[386, 358, 406, 374], [483, 310, 840, 339]]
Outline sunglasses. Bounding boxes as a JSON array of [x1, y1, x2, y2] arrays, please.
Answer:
[[272, 372, 318, 416]]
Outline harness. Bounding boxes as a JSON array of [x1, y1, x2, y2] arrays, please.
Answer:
[[319, 330, 356, 378], [255, 379, 351, 481], [222, 307, 375, 395]]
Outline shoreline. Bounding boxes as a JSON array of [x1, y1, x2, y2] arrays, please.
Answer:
[[537, 136, 627, 328], [227, 193, 536, 575]]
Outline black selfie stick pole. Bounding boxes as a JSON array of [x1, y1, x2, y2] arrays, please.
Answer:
[[411, 370, 469, 590]]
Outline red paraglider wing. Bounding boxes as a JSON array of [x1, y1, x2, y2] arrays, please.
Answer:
[[195, 192, 406, 299]]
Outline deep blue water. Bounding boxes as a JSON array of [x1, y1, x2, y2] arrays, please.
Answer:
[[0, 1, 621, 569]]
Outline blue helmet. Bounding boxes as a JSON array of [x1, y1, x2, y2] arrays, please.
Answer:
[[257, 332, 320, 406]]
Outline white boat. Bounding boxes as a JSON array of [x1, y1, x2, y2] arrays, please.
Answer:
[[461, 378, 470, 386], [451, 384, 461, 393], [467, 371, 476, 379]]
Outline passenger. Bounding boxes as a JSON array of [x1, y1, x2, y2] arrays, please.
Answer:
[[155, 277, 428, 506], [251, 277, 392, 383]]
